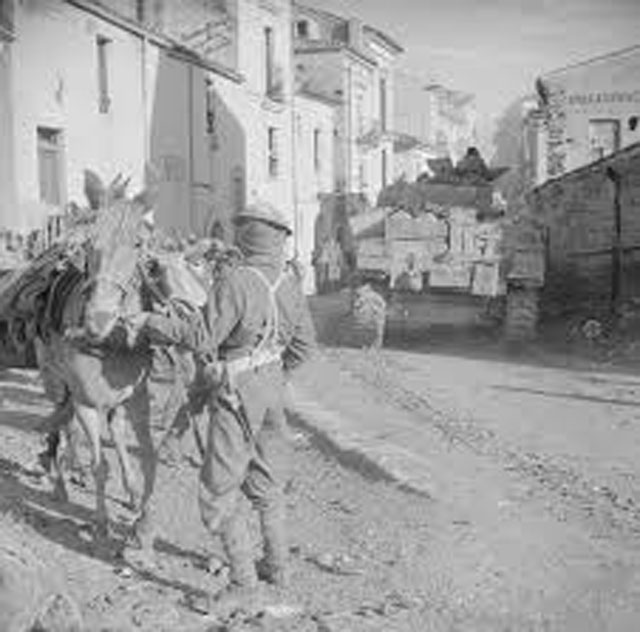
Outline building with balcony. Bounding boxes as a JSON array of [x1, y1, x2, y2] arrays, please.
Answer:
[[534, 44, 640, 184], [394, 71, 478, 164], [292, 88, 337, 293], [206, 0, 300, 247], [392, 132, 436, 183], [292, 3, 403, 205]]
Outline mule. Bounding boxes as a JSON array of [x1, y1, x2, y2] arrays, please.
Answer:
[[34, 172, 159, 548], [36, 176, 212, 552]]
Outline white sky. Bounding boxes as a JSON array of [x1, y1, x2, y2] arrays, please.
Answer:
[[304, 0, 640, 153]]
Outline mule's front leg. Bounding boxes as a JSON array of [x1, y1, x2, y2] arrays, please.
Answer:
[[75, 404, 111, 544], [126, 386, 159, 553], [108, 405, 141, 511], [40, 429, 69, 503]]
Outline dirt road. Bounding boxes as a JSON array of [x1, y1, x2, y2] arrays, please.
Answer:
[[2, 332, 640, 630]]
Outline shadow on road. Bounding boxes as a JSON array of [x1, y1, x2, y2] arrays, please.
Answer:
[[0, 371, 213, 603], [0, 453, 211, 602], [492, 384, 640, 408]]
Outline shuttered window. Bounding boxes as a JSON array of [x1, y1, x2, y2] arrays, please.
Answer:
[[265, 26, 274, 94], [96, 35, 111, 113], [588, 119, 620, 161], [314, 128, 321, 171], [268, 127, 279, 177], [37, 127, 64, 207]]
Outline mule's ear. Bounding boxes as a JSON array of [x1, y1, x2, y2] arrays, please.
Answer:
[[84, 169, 106, 210], [121, 176, 132, 195], [109, 172, 123, 190], [110, 174, 131, 201]]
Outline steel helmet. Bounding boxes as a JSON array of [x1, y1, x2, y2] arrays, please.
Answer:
[[234, 201, 293, 235]]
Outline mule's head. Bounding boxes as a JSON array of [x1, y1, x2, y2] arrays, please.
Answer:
[[83, 169, 158, 341]]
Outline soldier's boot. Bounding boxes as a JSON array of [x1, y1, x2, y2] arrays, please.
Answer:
[[193, 512, 264, 617], [256, 502, 290, 589]]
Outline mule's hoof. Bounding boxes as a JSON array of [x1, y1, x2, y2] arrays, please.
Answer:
[[52, 481, 69, 503], [69, 471, 89, 489], [124, 491, 142, 513], [129, 517, 157, 553], [37, 451, 53, 474]]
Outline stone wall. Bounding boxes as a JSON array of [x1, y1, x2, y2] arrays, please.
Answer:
[[532, 148, 640, 315]]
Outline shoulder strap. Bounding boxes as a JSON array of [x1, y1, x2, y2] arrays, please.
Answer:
[[243, 265, 288, 356]]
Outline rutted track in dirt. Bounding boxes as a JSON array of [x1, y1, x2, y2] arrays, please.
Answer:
[[326, 348, 640, 546]]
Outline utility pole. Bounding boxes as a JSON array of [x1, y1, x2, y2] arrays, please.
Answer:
[[607, 166, 622, 316]]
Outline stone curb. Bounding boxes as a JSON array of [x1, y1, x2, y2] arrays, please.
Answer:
[[286, 384, 435, 499]]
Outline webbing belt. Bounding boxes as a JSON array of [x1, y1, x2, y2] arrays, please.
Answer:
[[223, 265, 287, 382]]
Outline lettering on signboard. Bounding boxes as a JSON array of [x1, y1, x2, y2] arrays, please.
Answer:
[[567, 90, 640, 106]]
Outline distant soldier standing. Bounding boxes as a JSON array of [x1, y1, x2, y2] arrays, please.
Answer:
[[134, 202, 316, 613]]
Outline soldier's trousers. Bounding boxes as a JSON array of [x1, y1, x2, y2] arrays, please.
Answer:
[[199, 362, 288, 533]]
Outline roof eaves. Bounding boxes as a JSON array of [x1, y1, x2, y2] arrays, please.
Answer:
[[294, 3, 346, 26], [541, 43, 640, 78], [295, 42, 376, 67], [64, 0, 243, 83], [363, 25, 403, 54]]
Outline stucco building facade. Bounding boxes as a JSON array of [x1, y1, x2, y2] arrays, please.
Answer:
[[534, 45, 640, 184], [0, 0, 241, 238], [394, 71, 478, 164], [392, 132, 435, 182], [292, 4, 402, 205], [292, 89, 336, 293]]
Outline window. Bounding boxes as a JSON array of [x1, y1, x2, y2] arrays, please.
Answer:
[[296, 20, 309, 39], [205, 78, 216, 135], [313, 128, 321, 171], [380, 77, 387, 132], [356, 94, 365, 136], [382, 149, 388, 188], [232, 167, 245, 213], [265, 26, 274, 94], [37, 127, 64, 207], [135, 0, 145, 23], [358, 162, 367, 191], [268, 127, 279, 177], [588, 119, 620, 161], [96, 35, 111, 113]]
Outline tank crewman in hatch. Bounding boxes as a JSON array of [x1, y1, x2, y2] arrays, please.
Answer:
[[130, 201, 317, 614]]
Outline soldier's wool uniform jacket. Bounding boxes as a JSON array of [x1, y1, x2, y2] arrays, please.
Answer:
[[143, 258, 316, 379]]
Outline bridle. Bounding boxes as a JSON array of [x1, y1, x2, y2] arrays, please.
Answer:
[[85, 272, 132, 300]]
